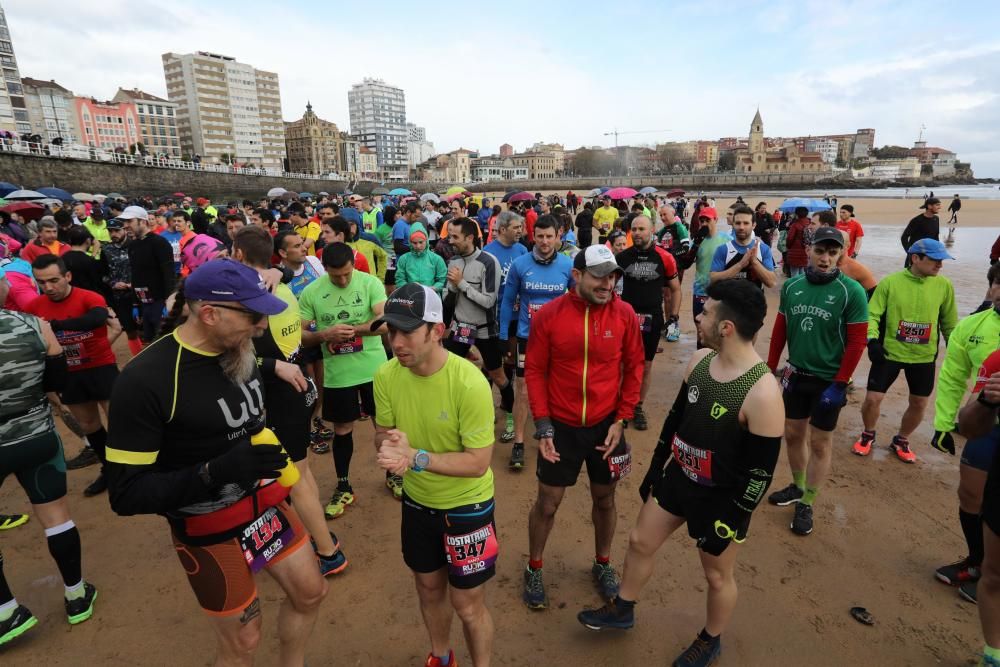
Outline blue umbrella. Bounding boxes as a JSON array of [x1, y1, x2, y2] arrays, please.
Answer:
[[777, 197, 832, 214], [638, 186, 658, 195], [37, 187, 74, 202], [599, 186, 612, 193], [0, 181, 17, 197], [388, 187, 411, 196]]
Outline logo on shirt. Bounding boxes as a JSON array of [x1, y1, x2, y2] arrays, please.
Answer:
[[794, 291, 803, 296], [800, 317, 814, 332], [825, 294, 837, 305], [710, 402, 728, 420], [688, 385, 700, 403], [439, 411, 449, 421]]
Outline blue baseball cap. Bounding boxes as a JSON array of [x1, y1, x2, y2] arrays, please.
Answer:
[[184, 259, 287, 315], [907, 238, 954, 261]]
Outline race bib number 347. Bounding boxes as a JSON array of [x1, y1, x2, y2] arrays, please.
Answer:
[[444, 523, 499, 578]]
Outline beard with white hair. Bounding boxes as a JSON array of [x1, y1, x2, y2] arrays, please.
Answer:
[[220, 336, 258, 385]]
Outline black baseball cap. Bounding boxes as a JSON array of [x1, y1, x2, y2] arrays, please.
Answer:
[[812, 227, 846, 247], [371, 283, 444, 332]]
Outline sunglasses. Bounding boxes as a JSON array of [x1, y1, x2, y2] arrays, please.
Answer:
[[207, 303, 265, 324]]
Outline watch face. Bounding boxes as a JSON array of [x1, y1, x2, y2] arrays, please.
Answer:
[[416, 452, 430, 468]]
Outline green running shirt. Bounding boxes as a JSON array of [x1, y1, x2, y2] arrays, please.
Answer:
[[868, 269, 957, 364]]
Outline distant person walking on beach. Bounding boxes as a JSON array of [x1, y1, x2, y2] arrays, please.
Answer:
[[901, 197, 941, 267], [948, 195, 962, 226]]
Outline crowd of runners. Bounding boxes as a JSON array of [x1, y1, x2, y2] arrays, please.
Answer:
[[1, 187, 998, 667]]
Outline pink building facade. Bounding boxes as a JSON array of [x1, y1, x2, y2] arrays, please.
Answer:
[[73, 97, 139, 150]]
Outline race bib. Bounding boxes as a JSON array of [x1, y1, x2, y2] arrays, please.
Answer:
[[239, 505, 293, 574], [637, 313, 653, 333], [608, 443, 632, 481], [444, 523, 499, 578], [63, 343, 83, 367], [328, 336, 364, 355], [672, 434, 714, 486], [527, 303, 543, 320], [896, 320, 931, 344], [780, 364, 796, 392], [134, 286, 153, 304], [451, 321, 478, 345], [387, 255, 397, 271]]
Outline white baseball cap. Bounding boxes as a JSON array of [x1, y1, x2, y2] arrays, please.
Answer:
[[116, 205, 149, 221]]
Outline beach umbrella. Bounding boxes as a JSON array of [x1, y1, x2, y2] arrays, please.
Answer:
[[638, 186, 658, 195], [445, 186, 469, 196], [445, 192, 470, 202], [172, 191, 186, 198], [667, 188, 685, 198], [419, 193, 440, 203], [400, 195, 417, 203], [1, 202, 45, 221], [507, 192, 535, 203], [38, 198, 63, 207], [72, 192, 94, 202], [92, 194, 107, 203], [501, 191, 523, 203], [299, 192, 314, 199], [388, 187, 411, 196], [318, 191, 330, 197], [266, 187, 287, 198], [605, 187, 638, 200], [0, 181, 18, 197], [106, 192, 126, 201], [4, 189, 46, 201], [599, 186, 612, 193], [584, 188, 603, 198], [777, 197, 832, 214], [371, 186, 390, 196], [36, 187, 73, 202], [280, 191, 299, 201]]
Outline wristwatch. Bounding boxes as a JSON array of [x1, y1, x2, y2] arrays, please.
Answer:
[[411, 449, 430, 473]]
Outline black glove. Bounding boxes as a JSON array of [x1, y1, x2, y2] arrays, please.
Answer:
[[931, 430, 956, 456], [867, 339, 887, 365], [207, 440, 287, 486], [639, 453, 668, 503]]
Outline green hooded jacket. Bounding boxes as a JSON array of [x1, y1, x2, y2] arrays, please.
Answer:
[[395, 222, 446, 294]]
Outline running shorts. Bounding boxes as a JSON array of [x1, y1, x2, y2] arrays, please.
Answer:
[[61, 363, 119, 405], [652, 462, 750, 543], [982, 427, 1000, 535], [443, 336, 502, 371], [781, 369, 843, 432], [322, 381, 375, 424], [961, 425, 1000, 472], [515, 337, 529, 378], [267, 376, 318, 462], [0, 430, 67, 504], [172, 501, 308, 617], [401, 494, 498, 589], [866, 359, 936, 397], [634, 312, 664, 362], [536, 413, 631, 487], [385, 269, 396, 286]]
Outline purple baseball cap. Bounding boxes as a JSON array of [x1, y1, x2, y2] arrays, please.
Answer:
[[184, 258, 287, 315]]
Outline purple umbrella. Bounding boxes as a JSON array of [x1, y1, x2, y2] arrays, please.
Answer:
[[507, 192, 535, 203], [604, 187, 638, 200]]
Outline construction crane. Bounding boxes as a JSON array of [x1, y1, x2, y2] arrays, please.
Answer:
[[603, 128, 671, 148]]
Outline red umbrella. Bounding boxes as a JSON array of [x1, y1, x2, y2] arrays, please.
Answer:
[[172, 192, 186, 198], [605, 187, 638, 200], [1, 201, 45, 221], [507, 191, 535, 203], [667, 189, 685, 198], [445, 192, 469, 202]]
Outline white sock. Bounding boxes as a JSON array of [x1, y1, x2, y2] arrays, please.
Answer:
[[0, 598, 17, 620], [64, 580, 84, 600]]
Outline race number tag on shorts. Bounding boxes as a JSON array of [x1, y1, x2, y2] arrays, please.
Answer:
[[780, 364, 796, 391], [134, 287, 154, 304], [608, 443, 632, 481], [896, 320, 931, 344], [637, 313, 653, 333], [62, 343, 83, 367], [240, 506, 293, 574], [387, 255, 397, 271], [527, 303, 543, 320], [671, 434, 714, 486], [444, 523, 499, 578], [451, 321, 477, 346], [328, 336, 363, 355]]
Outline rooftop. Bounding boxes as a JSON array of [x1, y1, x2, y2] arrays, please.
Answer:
[[21, 77, 71, 93]]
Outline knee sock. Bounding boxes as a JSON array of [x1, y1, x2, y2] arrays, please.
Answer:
[[126, 337, 143, 355], [792, 470, 807, 492], [960, 509, 985, 566], [332, 432, 354, 483], [0, 551, 14, 607], [801, 486, 819, 505], [499, 379, 514, 414], [85, 427, 108, 463], [45, 521, 83, 596]]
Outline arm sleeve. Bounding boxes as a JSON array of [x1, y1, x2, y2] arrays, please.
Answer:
[[940, 283, 959, 342], [767, 312, 787, 371], [934, 323, 973, 431], [499, 261, 521, 340], [457, 257, 498, 310], [50, 306, 108, 332], [866, 281, 888, 341], [834, 321, 868, 384], [157, 239, 176, 296], [901, 223, 914, 251], [394, 255, 410, 285], [616, 306, 645, 421], [730, 432, 782, 519], [373, 244, 387, 281], [653, 381, 688, 459], [524, 307, 552, 421]]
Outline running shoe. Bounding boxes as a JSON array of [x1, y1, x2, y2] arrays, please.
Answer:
[[312, 418, 333, 439], [83, 473, 107, 497], [632, 405, 649, 431], [0, 604, 37, 646], [890, 436, 917, 464], [324, 487, 355, 519], [791, 502, 813, 536], [982, 652, 1000, 667], [960, 580, 978, 604], [509, 443, 525, 470], [935, 558, 981, 586], [311, 440, 330, 455], [425, 650, 457, 667], [318, 549, 348, 577], [852, 433, 874, 456], [65, 582, 97, 625], [523, 567, 548, 610], [577, 598, 635, 630], [592, 561, 620, 601], [0, 514, 29, 531], [665, 321, 680, 343], [767, 483, 803, 506], [65, 447, 99, 470], [673, 634, 722, 667], [385, 474, 404, 500], [500, 414, 515, 443]]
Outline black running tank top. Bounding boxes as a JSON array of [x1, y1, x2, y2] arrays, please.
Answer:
[[670, 352, 769, 488]]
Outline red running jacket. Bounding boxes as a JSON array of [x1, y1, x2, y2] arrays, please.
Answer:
[[525, 289, 644, 427]]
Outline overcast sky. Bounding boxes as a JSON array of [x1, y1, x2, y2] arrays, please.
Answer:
[[7, 0, 1000, 175]]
